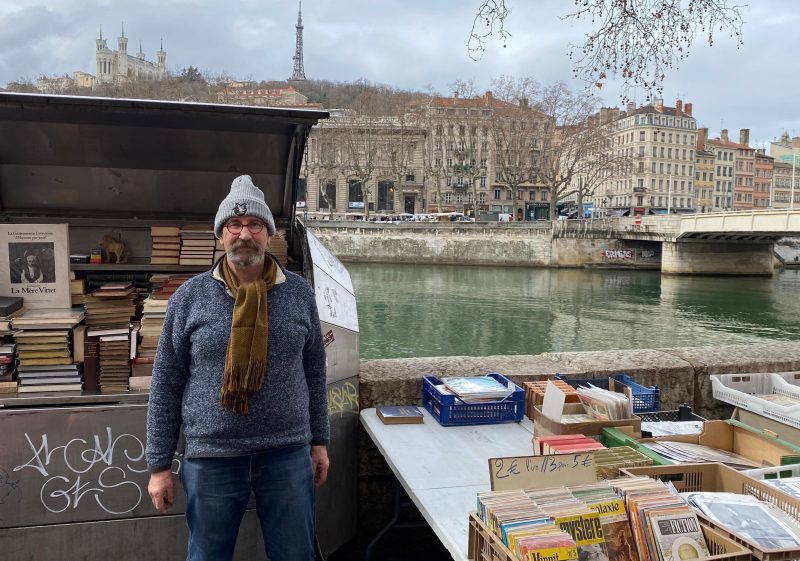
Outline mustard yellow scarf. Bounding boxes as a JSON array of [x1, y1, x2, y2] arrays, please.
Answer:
[[219, 256, 277, 414]]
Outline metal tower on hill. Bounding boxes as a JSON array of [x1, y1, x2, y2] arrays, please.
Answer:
[[290, 1, 306, 81]]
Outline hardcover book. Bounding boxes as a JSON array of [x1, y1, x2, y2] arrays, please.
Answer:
[[376, 405, 424, 424], [0, 224, 71, 309]]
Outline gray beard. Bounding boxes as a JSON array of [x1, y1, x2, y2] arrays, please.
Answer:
[[226, 247, 264, 267]]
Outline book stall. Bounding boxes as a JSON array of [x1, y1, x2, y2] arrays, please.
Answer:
[[0, 93, 359, 561], [364, 370, 800, 561]]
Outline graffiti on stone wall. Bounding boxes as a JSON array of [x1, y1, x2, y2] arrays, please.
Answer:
[[601, 249, 632, 260]]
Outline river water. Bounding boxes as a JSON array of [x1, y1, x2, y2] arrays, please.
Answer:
[[347, 264, 800, 360]]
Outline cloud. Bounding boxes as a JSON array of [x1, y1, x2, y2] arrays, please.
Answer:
[[1, 0, 799, 145]]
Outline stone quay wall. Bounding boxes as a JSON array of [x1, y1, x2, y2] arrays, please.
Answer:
[[307, 221, 661, 268], [353, 341, 800, 547]]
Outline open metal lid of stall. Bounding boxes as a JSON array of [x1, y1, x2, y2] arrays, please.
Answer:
[[0, 92, 327, 228]]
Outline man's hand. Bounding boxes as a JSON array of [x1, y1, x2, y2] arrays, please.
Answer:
[[148, 469, 175, 513], [311, 445, 330, 488]]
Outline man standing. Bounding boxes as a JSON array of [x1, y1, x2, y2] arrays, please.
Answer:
[[146, 175, 329, 561]]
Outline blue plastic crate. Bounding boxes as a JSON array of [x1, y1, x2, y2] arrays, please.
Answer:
[[422, 373, 524, 426], [555, 373, 659, 413]]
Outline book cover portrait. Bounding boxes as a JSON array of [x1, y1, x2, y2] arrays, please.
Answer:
[[0, 225, 71, 309]]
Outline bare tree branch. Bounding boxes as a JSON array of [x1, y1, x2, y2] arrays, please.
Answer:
[[468, 0, 511, 60], [563, 0, 745, 101], [470, 1, 745, 101]]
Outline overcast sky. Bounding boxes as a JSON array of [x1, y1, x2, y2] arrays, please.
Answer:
[[1, 1, 798, 148]]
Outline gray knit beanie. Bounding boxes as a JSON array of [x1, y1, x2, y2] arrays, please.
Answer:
[[214, 175, 276, 238]]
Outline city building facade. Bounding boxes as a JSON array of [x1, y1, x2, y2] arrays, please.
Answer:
[[217, 85, 320, 108], [419, 92, 551, 219], [300, 114, 427, 218], [702, 128, 735, 212], [753, 149, 774, 209], [694, 146, 715, 213], [592, 99, 697, 216], [772, 161, 797, 209], [770, 132, 800, 208], [730, 129, 755, 210]]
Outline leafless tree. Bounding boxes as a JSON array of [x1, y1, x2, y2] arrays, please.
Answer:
[[411, 100, 449, 213], [490, 101, 547, 217], [470, 1, 745, 100], [529, 82, 632, 219]]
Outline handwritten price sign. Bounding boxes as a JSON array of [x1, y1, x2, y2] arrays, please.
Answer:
[[488, 453, 597, 491]]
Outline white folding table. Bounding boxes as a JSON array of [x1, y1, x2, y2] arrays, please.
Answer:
[[360, 407, 535, 560]]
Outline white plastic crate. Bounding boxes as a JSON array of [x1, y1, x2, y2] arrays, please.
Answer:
[[744, 464, 800, 481], [711, 372, 800, 430]]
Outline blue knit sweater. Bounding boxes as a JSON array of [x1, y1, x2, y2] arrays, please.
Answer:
[[145, 261, 329, 472]]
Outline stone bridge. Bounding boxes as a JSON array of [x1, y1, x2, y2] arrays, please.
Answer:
[[561, 210, 800, 274], [306, 210, 800, 275]]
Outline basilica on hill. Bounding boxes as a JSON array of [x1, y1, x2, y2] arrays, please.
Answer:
[[94, 24, 167, 84]]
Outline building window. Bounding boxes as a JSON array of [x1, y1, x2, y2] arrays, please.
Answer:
[[347, 180, 364, 210], [447, 176, 452, 186], [377, 180, 395, 211], [321, 143, 336, 164], [447, 158, 453, 168], [479, 192, 486, 203], [444, 192, 452, 203], [494, 189, 501, 200], [541, 190, 549, 201], [480, 159, 487, 169], [457, 176, 464, 186], [480, 176, 487, 187], [319, 180, 337, 210]]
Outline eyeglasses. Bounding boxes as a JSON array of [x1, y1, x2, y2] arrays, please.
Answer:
[[225, 220, 265, 235]]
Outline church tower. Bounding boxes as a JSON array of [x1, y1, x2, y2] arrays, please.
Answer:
[[156, 38, 167, 79], [290, 1, 306, 81], [96, 26, 112, 82], [117, 23, 128, 78]]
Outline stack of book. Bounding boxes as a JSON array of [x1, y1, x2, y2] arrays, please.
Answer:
[[150, 225, 181, 265], [97, 330, 131, 393], [70, 275, 86, 307], [11, 308, 85, 331], [685, 491, 800, 551], [575, 384, 634, 420], [640, 441, 761, 469], [131, 273, 194, 387], [533, 434, 604, 455], [611, 476, 712, 561], [83, 283, 136, 330], [83, 283, 136, 392], [179, 224, 216, 266], [17, 364, 83, 393], [0, 340, 16, 393], [592, 446, 654, 480], [437, 375, 514, 403], [14, 327, 82, 393], [0, 296, 24, 329]]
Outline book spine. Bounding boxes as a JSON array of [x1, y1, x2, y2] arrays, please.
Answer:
[[83, 335, 100, 391]]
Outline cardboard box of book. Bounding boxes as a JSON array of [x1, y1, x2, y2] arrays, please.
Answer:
[[622, 462, 800, 560], [533, 403, 642, 437], [604, 419, 800, 468]]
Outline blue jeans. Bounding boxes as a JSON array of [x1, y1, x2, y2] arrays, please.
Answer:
[[181, 444, 315, 561]]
